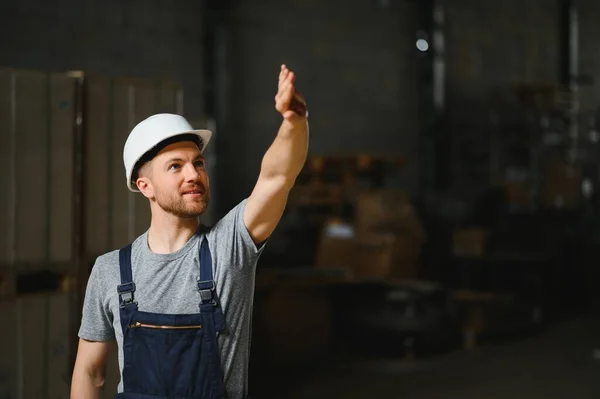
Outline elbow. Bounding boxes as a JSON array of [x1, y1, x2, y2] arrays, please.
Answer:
[[89, 367, 106, 389], [73, 363, 106, 389], [84, 360, 106, 388]]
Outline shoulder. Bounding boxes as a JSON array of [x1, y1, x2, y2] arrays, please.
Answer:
[[204, 198, 265, 265], [94, 249, 120, 269], [86, 249, 120, 291], [89, 233, 146, 281]]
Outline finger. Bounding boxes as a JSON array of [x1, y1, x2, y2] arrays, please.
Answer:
[[275, 84, 288, 105], [279, 65, 286, 85], [275, 85, 294, 113], [279, 75, 290, 94], [280, 83, 294, 106], [274, 82, 290, 107], [279, 76, 294, 97], [278, 73, 295, 96], [275, 92, 290, 112], [279, 78, 292, 96], [279, 66, 289, 88], [284, 70, 295, 87], [280, 75, 294, 96]]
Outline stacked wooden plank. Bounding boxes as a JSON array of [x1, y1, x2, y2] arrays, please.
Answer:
[[0, 66, 191, 399]]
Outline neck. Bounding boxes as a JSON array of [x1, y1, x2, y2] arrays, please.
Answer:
[[147, 211, 200, 254]]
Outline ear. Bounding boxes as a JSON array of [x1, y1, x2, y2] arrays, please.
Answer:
[[136, 177, 155, 199]]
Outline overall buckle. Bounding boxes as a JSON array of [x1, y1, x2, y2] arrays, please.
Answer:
[[117, 282, 136, 308], [197, 279, 217, 306]]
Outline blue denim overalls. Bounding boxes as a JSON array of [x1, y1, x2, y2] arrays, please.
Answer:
[[115, 235, 227, 398]]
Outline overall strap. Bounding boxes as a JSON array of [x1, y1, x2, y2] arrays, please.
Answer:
[[117, 243, 137, 309], [197, 236, 226, 331], [197, 236, 216, 306]]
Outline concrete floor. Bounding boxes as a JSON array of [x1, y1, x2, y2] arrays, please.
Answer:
[[260, 311, 600, 399]]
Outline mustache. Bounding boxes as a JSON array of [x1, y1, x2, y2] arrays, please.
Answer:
[[180, 184, 207, 194]]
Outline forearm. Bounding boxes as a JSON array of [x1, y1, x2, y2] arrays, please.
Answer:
[[242, 64, 309, 243], [259, 117, 309, 186], [70, 366, 104, 399]]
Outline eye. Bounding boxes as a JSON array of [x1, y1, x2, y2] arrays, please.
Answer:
[[195, 160, 206, 168], [169, 163, 181, 171]]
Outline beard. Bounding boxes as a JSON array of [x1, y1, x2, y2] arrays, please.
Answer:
[[154, 187, 210, 218]]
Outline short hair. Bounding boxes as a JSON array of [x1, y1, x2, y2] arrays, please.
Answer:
[[131, 133, 203, 185]]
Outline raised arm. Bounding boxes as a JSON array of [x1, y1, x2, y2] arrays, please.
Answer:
[[244, 64, 309, 244]]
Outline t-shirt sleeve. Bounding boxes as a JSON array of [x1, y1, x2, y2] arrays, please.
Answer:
[[77, 259, 115, 341], [208, 198, 267, 268]]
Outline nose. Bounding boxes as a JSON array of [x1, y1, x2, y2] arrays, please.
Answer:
[[183, 162, 199, 181]]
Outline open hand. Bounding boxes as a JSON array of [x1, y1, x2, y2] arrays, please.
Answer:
[[275, 64, 308, 120]]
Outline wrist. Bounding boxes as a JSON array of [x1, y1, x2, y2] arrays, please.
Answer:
[[279, 117, 307, 136]]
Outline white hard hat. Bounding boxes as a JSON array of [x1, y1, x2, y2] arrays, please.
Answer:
[[123, 113, 212, 192]]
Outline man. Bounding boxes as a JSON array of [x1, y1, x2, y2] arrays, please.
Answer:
[[70, 64, 309, 399]]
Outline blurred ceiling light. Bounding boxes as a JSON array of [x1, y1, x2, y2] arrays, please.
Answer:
[[416, 39, 429, 52]]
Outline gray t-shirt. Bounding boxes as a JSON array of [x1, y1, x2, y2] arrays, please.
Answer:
[[78, 199, 264, 399]]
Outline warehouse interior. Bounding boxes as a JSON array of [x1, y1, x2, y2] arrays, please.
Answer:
[[3, 0, 600, 398]]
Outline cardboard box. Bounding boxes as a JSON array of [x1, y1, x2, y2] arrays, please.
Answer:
[[315, 220, 357, 272], [354, 190, 426, 242], [352, 233, 420, 279], [316, 220, 420, 279]]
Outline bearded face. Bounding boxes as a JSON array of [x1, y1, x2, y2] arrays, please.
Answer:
[[136, 140, 210, 218], [153, 177, 210, 218]]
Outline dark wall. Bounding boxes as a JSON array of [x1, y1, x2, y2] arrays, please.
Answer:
[[445, 0, 561, 116], [440, 1, 563, 196], [579, 0, 600, 112], [215, 0, 421, 210], [0, 0, 206, 115]]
